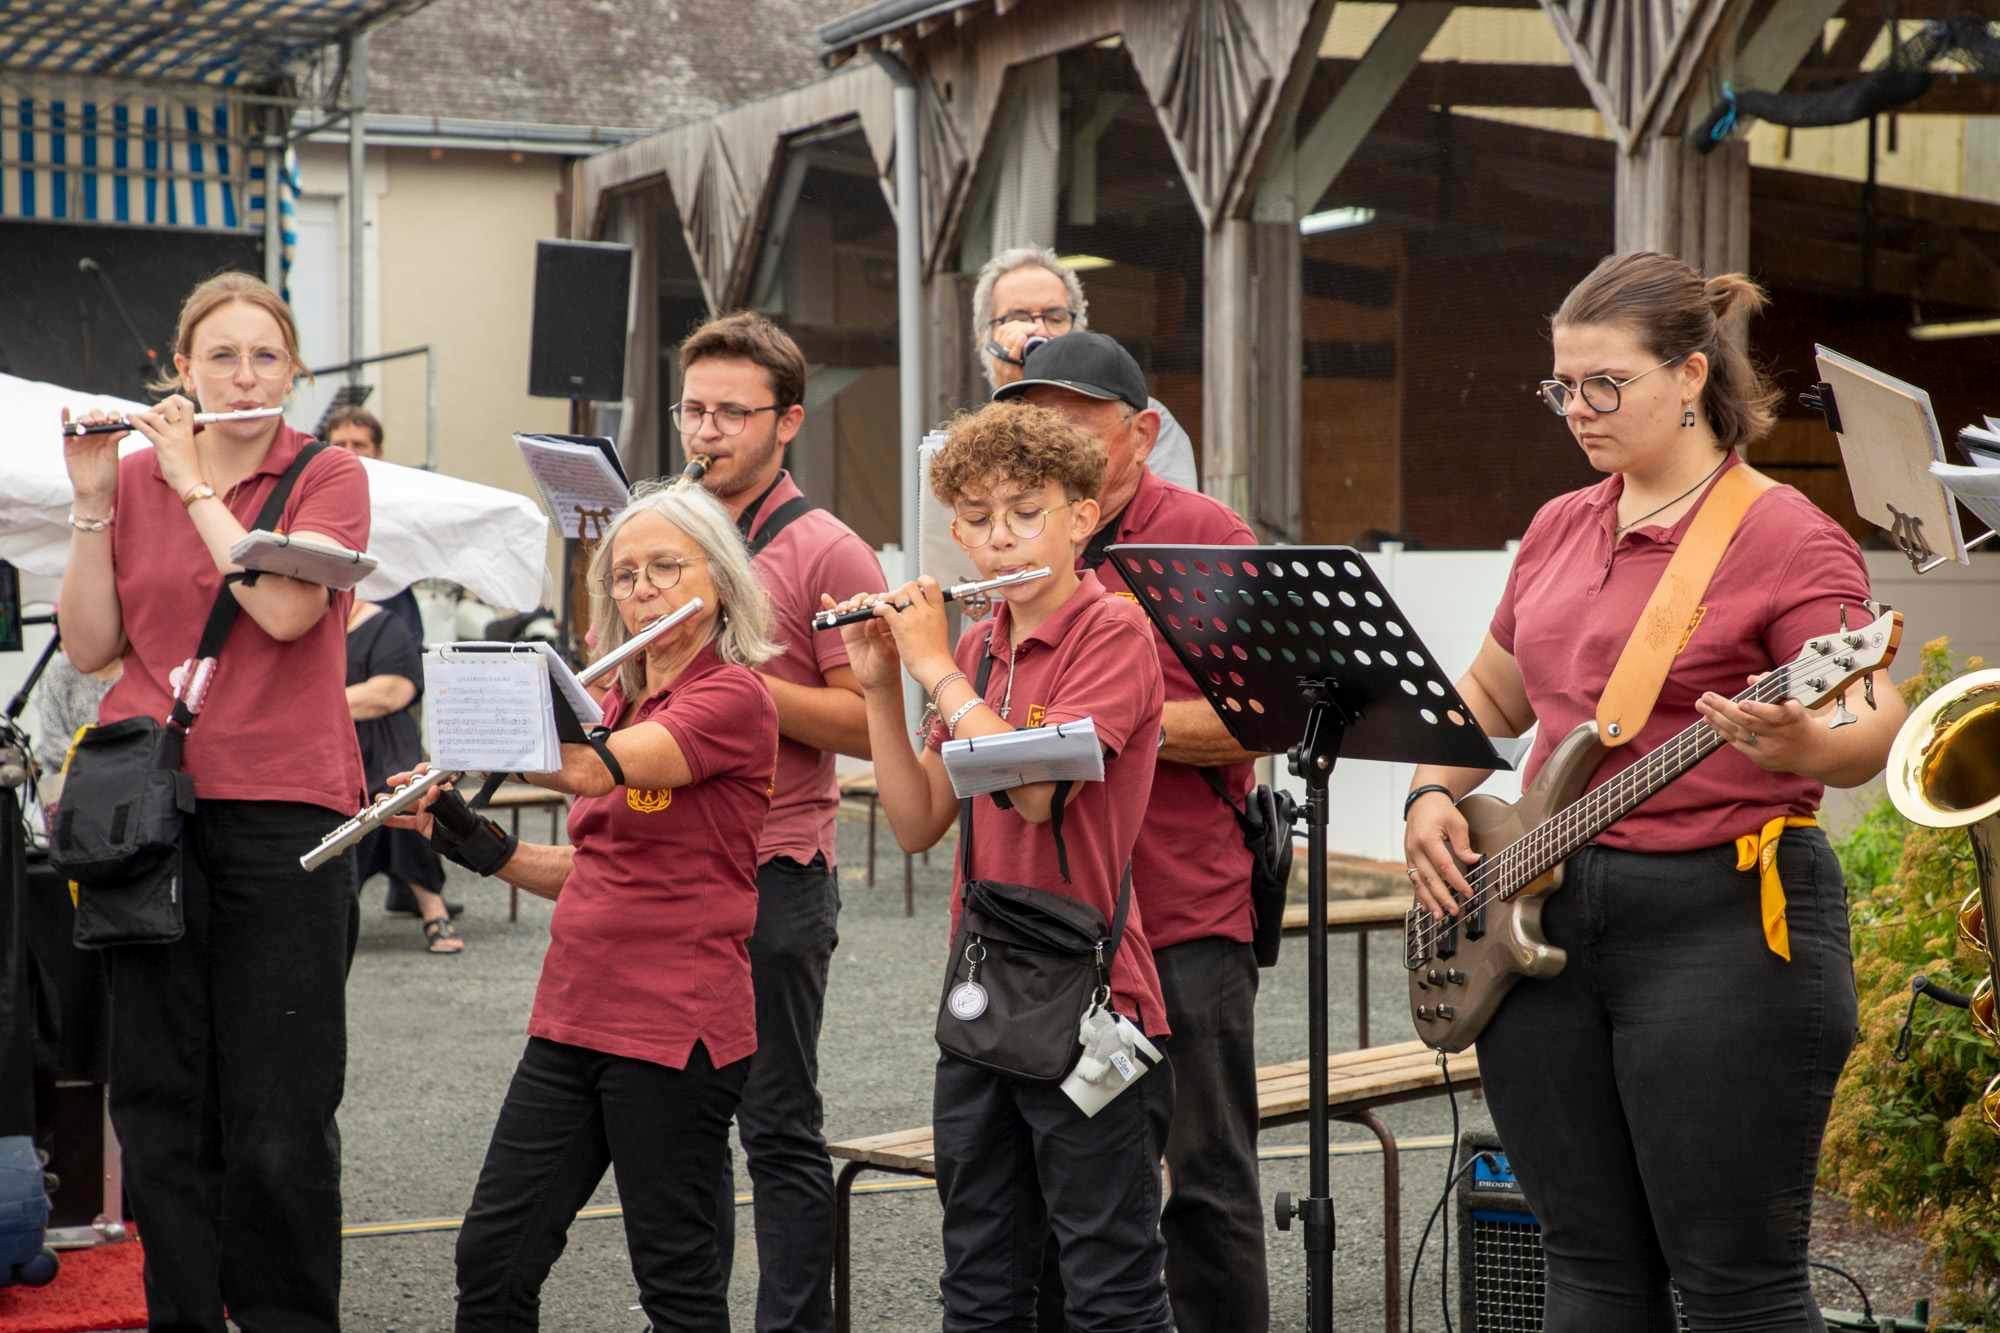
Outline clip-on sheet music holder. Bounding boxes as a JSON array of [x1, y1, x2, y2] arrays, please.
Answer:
[[1803, 347, 1996, 572], [1109, 543, 1506, 1333]]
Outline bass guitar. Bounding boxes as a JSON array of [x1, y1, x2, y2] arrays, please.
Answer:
[[1405, 605, 1903, 1053]]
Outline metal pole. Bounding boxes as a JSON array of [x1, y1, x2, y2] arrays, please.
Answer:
[[346, 32, 368, 385], [263, 124, 283, 291], [424, 347, 439, 471], [876, 51, 925, 726]]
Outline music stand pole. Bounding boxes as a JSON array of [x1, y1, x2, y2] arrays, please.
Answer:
[[1104, 544, 1508, 1333], [1289, 683, 1349, 1330]]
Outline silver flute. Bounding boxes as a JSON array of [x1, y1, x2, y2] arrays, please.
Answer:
[[810, 566, 1053, 630], [63, 406, 285, 437], [299, 597, 706, 871]]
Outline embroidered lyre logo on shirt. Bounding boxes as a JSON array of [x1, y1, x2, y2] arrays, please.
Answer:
[[626, 787, 673, 814], [1025, 704, 1047, 728]]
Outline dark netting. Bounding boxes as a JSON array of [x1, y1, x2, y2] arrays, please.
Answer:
[[1697, 16, 2000, 151]]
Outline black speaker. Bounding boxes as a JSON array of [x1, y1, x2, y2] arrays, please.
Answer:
[[528, 239, 632, 402], [1455, 1131, 1690, 1332]]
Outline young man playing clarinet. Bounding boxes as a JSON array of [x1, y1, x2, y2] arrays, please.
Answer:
[[997, 332, 1271, 1332], [676, 312, 886, 1333], [827, 399, 1174, 1331]]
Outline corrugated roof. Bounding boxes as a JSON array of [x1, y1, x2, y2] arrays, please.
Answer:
[[0, 1, 434, 87]]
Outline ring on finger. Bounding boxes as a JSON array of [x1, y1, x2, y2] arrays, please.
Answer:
[[1743, 730, 1760, 747], [1407, 866, 1420, 881]]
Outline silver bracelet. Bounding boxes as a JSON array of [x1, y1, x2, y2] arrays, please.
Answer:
[[928, 669, 967, 705], [67, 509, 114, 532], [944, 697, 982, 738]]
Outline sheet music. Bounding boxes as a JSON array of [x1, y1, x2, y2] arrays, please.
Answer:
[[528, 641, 605, 730], [514, 433, 631, 539], [1813, 346, 1969, 565], [941, 718, 1105, 798], [1933, 461, 2000, 532], [422, 645, 561, 771]]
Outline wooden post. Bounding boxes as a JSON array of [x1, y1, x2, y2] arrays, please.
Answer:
[[1203, 222, 1254, 517], [1616, 135, 1750, 273]]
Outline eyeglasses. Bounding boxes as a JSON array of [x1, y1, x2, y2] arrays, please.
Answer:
[[670, 402, 780, 436], [197, 346, 293, 379], [953, 502, 1070, 548], [987, 307, 1076, 333], [1537, 355, 1683, 416], [599, 555, 705, 601]]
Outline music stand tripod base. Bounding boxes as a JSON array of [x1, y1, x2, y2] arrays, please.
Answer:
[[1108, 544, 1507, 1333]]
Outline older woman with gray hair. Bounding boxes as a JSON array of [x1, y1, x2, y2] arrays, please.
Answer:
[[386, 480, 778, 1332], [972, 244, 1198, 489]]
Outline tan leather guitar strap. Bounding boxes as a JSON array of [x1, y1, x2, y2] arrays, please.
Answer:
[[1596, 463, 1774, 748]]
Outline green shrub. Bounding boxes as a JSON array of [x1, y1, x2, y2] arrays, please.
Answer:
[[1821, 638, 2000, 1324]]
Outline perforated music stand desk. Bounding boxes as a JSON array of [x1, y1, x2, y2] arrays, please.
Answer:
[[1108, 543, 1506, 1333]]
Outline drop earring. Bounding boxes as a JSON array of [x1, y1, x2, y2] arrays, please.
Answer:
[[1681, 405, 1697, 428]]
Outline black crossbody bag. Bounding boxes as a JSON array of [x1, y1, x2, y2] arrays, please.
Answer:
[[54, 443, 327, 948], [934, 650, 1135, 1083]]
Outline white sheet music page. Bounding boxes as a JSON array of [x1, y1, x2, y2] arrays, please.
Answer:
[[941, 718, 1106, 799], [423, 645, 561, 772], [529, 641, 606, 729], [514, 434, 632, 539], [1932, 460, 2000, 532]]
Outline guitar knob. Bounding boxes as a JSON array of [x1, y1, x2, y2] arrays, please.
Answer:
[[1436, 1004, 1456, 1020], [1426, 969, 1443, 986], [1417, 1005, 1433, 1021], [1445, 969, 1466, 985]]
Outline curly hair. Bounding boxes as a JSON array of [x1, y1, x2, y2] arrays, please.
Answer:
[[928, 402, 1106, 506]]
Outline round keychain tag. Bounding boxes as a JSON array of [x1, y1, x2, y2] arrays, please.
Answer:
[[948, 980, 989, 1021]]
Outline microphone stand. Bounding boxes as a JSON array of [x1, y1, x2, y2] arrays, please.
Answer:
[[78, 259, 160, 393]]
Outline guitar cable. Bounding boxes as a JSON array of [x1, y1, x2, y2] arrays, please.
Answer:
[[1409, 1053, 1492, 1333]]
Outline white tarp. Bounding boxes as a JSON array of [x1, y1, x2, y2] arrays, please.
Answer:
[[0, 372, 548, 610]]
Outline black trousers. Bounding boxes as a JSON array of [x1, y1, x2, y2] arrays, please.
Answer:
[[717, 853, 841, 1333], [1477, 831, 1858, 1332], [456, 1036, 747, 1332], [934, 1050, 1176, 1333], [1155, 936, 1267, 1333], [103, 800, 357, 1333]]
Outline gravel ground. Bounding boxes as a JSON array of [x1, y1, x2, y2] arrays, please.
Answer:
[[336, 808, 1937, 1332]]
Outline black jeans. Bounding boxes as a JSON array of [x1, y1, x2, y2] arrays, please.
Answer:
[[934, 1050, 1176, 1333], [103, 800, 357, 1333], [1155, 935, 1267, 1333], [1477, 830, 1857, 1333], [716, 854, 840, 1332], [457, 1037, 747, 1332]]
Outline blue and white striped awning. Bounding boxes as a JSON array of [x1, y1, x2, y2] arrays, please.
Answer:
[[0, 83, 288, 232], [0, 1, 433, 87]]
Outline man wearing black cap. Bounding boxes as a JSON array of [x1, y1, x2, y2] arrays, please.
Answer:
[[995, 332, 1270, 1333]]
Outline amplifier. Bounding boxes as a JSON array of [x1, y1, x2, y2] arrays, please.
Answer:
[[1454, 1130, 1688, 1332]]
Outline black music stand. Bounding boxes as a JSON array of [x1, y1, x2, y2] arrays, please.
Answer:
[[1109, 543, 1507, 1333]]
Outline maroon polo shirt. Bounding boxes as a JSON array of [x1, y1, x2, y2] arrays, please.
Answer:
[[99, 426, 369, 815], [928, 572, 1171, 1037], [1492, 452, 1872, 852], [742, 471, 887, 866], [531, 645, 777, 1070], [1088, 467, 1259, 950]]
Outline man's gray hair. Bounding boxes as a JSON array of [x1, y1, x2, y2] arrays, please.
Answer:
[[971, 246, 1090, 389], [585, 479, 779, 702]]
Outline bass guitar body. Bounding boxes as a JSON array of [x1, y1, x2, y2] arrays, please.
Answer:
[[1405, 721, 1607, 1054]]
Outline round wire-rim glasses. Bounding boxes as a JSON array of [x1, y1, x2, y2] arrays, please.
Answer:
[[669, 402, 779, 436], [599, 556, 705, 601], [1537, 354, 1684, 417], [952, 502, 1071, 548]]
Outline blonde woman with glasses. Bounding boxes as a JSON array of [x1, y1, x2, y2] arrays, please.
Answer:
[[388, 482, 779, 1331]]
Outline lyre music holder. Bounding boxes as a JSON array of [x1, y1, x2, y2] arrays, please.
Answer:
[[1109, 543, 1506, 1333]]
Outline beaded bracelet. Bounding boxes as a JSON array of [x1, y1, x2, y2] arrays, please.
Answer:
[[928, 669, 968, 704], [67, 509, 113, 532]]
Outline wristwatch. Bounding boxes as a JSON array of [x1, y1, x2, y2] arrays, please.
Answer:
[[179, 481, 218, 509]]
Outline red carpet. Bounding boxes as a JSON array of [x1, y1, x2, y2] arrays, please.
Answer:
[[0, 1236, 147, 1333]]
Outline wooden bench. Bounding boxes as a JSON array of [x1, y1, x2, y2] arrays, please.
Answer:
[[480, 783, 568, 921], [837, 767, 922, 916], [1281, 894, 1413, 1048], [827, 1038, 1476, 1333]]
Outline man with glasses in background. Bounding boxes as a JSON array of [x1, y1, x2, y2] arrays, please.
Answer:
[[674, 311, 886, 1333], [973, 245, 1198, 490], [996, 331, 1271, 1333]]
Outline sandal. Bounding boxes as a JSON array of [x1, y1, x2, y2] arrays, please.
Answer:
[[422, 915, 465, 954]]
